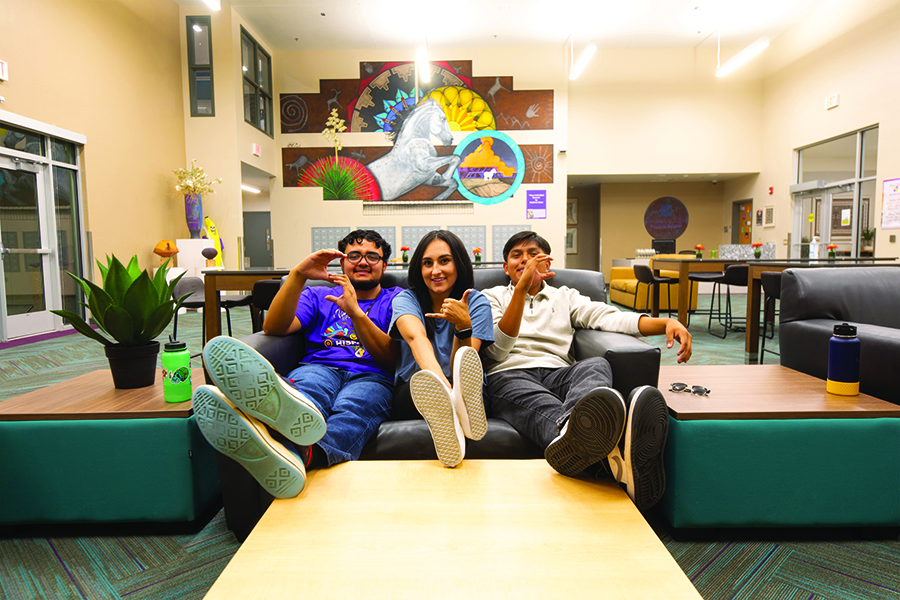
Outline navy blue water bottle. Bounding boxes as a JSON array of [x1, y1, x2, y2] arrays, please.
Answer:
[[826, 323, 860, 396]]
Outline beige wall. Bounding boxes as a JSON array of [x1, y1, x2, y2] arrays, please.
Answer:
[[0, 0, 185, 278], [270, 47, 568, 267], [599, 182, 725, 276], [565, 186, 600, 271]]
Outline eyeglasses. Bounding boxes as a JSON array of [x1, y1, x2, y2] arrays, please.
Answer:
[[345, 252, 384, 265], [669, 382, 711, 396]]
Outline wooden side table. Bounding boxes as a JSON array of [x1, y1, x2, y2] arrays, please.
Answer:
[[658, 364, 900, 529], [0, 369, 221, 525]]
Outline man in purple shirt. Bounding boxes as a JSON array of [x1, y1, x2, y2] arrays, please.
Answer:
[[193, 230, 402, 498]]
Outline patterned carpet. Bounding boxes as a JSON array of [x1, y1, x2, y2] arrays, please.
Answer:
[[2, 299, 898, 599]]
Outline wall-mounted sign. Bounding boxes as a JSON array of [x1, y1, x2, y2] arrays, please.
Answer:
[[526, 190, 546, 219], [644, 196, 689, 239], [252, 143, 261, 157], [452, 130, 524, 205]]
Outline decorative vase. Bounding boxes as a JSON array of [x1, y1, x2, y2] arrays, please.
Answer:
[[185, 193, 203, 239], [754, 249, 761, 259], [828, 250, 837, 260], [695, 251, 702, 259], [475, 255, 481, 264], [711, 250, 717, 259], [402, 252, 408, 263], [105, 341, 160, 389]]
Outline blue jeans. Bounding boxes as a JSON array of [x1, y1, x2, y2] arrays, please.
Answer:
[[284, 363, 393, 466]]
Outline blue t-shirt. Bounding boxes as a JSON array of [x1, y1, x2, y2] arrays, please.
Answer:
[[295, 285, 402, 376], [389, 288, 493, 384]]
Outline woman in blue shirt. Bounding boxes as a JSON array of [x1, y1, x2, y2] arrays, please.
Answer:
[[390, 230, 493, 467]]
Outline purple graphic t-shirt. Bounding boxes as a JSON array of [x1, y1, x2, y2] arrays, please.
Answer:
[[295, 285, 402, 376]]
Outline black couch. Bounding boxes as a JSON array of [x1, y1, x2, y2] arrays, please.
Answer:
[[779, 266, 900, 404], [214, 268, 661, 540]]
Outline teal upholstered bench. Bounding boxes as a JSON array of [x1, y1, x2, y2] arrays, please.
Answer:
[[658, 365, 900, 529], [0, 370, 220, 525]]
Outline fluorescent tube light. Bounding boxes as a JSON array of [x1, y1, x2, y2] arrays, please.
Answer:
[[202, 0, 221, 10], [241, 184, 260, 194], [715, 37, 769, 78], [416, 46, 430, 84], [192, 24, 203, 33], [568, 44, 596, 80]]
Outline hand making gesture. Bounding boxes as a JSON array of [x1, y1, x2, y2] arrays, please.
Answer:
[[293, 248, 345, 282], [518, 253, 555, 293], [325, 273, 361, 317], [426, 289, 473, 331]]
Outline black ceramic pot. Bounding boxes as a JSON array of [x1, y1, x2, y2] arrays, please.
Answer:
[[105, 341, 160, 389]]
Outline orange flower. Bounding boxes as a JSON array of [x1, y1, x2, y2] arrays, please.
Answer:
[[827, 244, 838, 250], [400, 246, 409, 252], [694, 244, 704, 251], [473, 247, 482, 255], [752, 242, 763, 249]]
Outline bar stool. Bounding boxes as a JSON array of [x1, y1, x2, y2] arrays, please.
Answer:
[[633, 264, 677, 316], [686, 272, 724, 327], [708, 264, 748, 339], [759, 271, 782, 364]]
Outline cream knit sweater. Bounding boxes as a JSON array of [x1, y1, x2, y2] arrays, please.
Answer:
[[482, 283, 644, 375]]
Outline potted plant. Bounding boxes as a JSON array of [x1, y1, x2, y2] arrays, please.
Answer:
[[827, 243, 838, 260], [473, 247, 482, 264], [860, 227, 876, 254], [50, 255, 189, 389], [752, 242, 763, 259], [174, 159, 222, 239], [694, 244, 704, 259], [400, 246, 409, 263]]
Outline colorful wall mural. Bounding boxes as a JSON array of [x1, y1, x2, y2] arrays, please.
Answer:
[[280, 59, 554, 202]]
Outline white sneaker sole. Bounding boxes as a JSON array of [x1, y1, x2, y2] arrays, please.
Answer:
[[411, 370, 464, 468], [193, 385, 307, 499], [452, 346, 488, 440], [545, 387, 626, 477], [203, 336, 326, 446]]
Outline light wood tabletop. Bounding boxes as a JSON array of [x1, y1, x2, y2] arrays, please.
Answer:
[[659, 364, 900, 420], [204, 460, 701, 600], [0, 368, 205, 421]]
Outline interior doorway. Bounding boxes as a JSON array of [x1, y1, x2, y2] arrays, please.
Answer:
[[731, 199, 752, 244]]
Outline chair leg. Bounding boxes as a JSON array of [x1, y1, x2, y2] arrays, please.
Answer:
[[708, 281, 726, 339], [666, 284, 673, 318], [225, 307, 233, 337]]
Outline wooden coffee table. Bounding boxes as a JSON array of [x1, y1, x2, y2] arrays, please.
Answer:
[[204, 460, 701, 599], [0, 369, 221, 524], [658, 364, 900, 529]]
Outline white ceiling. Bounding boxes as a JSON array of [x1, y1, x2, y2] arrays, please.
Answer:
[[175, 0, 861, 52]]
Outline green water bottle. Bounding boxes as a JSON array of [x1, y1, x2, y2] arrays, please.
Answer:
[[162, 338, 192, 403]]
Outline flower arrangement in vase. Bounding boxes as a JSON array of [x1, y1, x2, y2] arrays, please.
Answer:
[[173, 159, 221, 239], [400, 246, 409, 263], [752, 242, 763, 259], [827, 243, 838, 260], [473, 247, 482, 264], [694, 244, 704, 259]]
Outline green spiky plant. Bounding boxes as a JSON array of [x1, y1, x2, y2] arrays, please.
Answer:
[[51, 254, 189, 347]]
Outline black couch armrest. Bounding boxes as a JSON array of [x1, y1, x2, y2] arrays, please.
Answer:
[[240, 331, 306, 376], [572, 330, 660, 396]]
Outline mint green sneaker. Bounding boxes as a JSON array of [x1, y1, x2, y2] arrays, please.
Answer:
[[203, 336, 326, 446], [193, 385, 307, 498]]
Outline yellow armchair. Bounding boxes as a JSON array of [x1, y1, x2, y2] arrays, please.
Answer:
[[608, 260, 698, 312]]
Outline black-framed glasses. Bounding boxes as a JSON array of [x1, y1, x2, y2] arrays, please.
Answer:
[[345, 252, 384, 265], [669, 382, 711, 396]]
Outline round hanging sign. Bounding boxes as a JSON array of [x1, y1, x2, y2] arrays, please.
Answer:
[[644, 196, 689, 239]]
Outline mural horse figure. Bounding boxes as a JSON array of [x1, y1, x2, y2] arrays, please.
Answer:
[[367, 99, 461, 201]]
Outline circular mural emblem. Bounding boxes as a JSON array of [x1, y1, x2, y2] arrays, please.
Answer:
[[452, 131, 524, 205], [644, 196, 689, 239]]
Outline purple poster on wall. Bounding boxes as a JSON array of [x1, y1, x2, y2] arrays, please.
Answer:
[[526, 189, 546, 219], [644, 196, 689, 239]]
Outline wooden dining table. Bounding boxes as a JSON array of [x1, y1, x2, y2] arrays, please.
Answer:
[[648, 257, 745, 325], [202, 269, 290, 343]]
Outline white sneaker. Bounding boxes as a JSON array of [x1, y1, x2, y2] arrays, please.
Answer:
[[193, 385, 307, 498], [203, 336, 326, 446], [410, 370, 465, 467], [606, 385, 668, 511], [452, 346, 488, 440]]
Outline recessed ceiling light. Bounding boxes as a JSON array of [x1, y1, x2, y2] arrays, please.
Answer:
[[241, 184, 261, 194]]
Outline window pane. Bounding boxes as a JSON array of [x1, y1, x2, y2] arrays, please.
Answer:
[[0, 124, 44, 156], [259, 95, 270, 133], [799, 134, 856, 184], [829, 186, 855, 254], [0, 165, 46, 314], [241, 37, 253, 77], [244, 81, 258, 124], [194, 69, 213, 114], [192, 23, 210, 65], [858, 179, 876, 255], [51, 138, 76, 164], [53, 165, 84, 316], [258, 51, 270, 91], [862, 128, 878, 178]]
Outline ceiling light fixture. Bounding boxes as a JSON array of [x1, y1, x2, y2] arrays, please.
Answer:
[[192, 24, 203, 33], [568, 36, 596, 81], [241, 184, 260, 194], [416, 44, 430, 85], [715, 35, 769, 78], [202, 0, 221, 10]]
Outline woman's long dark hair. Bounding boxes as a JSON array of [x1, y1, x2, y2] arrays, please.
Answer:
[[406, 230, 474, 340]]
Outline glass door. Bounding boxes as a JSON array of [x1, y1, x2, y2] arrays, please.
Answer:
[[0, 154, 56, 338]]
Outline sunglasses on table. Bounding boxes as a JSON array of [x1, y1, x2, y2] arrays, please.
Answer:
[[669, 382, 711, 396], [344, 252, 385, 265]]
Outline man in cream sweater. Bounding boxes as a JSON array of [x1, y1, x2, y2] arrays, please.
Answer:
[[483, 231, 692, 511]]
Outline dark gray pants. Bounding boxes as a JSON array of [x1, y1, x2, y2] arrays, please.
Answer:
[[487, 357, 613, 449]]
